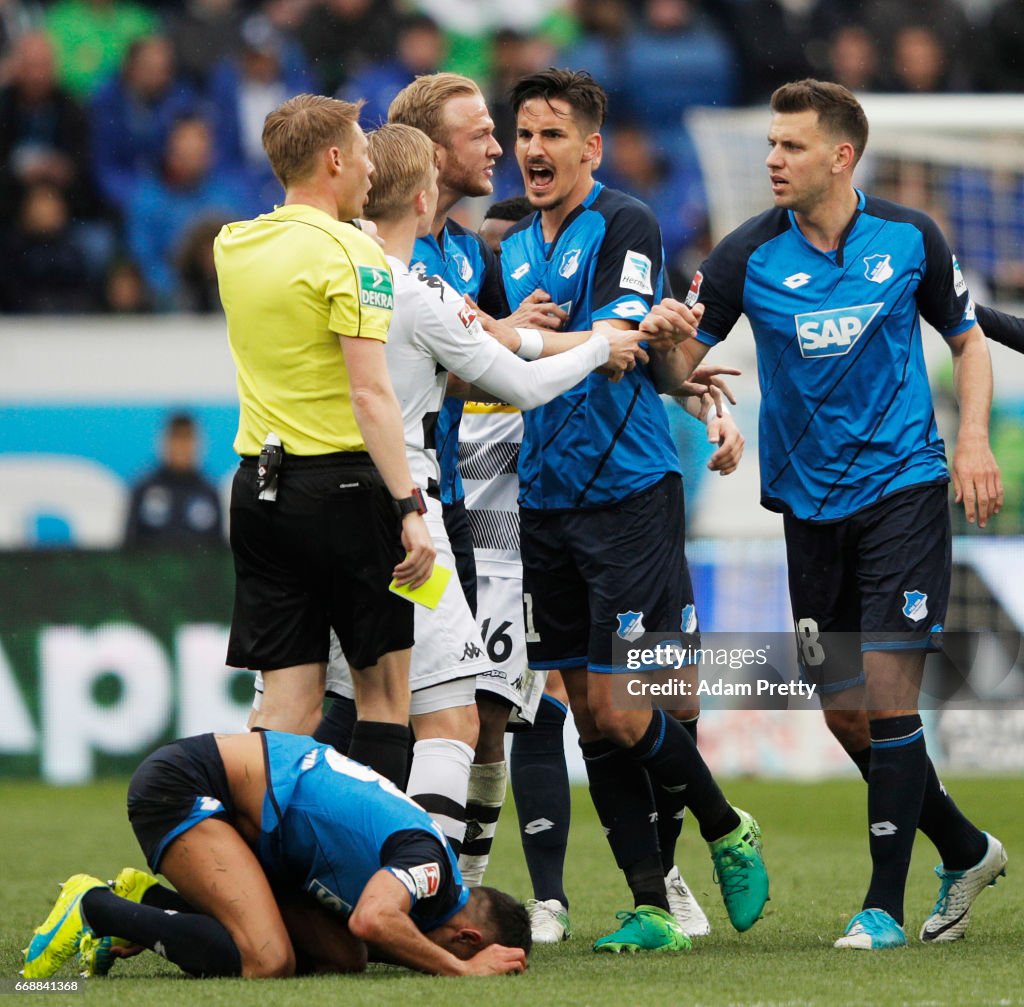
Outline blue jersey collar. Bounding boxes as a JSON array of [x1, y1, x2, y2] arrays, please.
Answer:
[[787, 188, 865, 267], [537, 180, 604, 256]]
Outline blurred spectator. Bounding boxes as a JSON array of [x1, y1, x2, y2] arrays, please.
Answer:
[[0, 30, 100, 222], [0, 181, 100, 312], [0, 0, 45, 82], [889, 24, 956, 92], [90, 35, 202, 210], [166, 0, 245, 88], [982, 0, 1024, 92], [296, 0, 393, 95], [207, 13, 316, 210], [124, 412, 224, 549], [825, 23, 886, 92], [175, 216, 225, 313], [724, 0, 841, 103], [557, 0, 633, 124], [487, 28, 556, 198], [620, 0, 737, 143], [44, 0, 159, 100], [600, 122, 707, 291], [478, 194, 533, 254], [340, 13, 446, 129], [411, 0, 573, 81], [102, 256, 153, 313], [125, 116, 248, 308]]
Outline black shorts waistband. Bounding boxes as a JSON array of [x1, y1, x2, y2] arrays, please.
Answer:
[[239, 451, 373, 471]]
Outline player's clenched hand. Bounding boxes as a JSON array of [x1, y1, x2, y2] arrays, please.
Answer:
[[639, 298, 703, 349], [506, 289, 568, 331], [459, 944, 527, 976], [952, 432, 1003, 528], [707, 412, 744, 475], [594, 325, 648, 382], [393, 513, 436, 588]]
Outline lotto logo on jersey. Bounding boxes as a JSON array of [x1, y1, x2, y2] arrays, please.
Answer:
[[620, 251, 653, 295], [357, 265, 394, 310], [795, 303, 883, 358], [611, 298, 649, 319]]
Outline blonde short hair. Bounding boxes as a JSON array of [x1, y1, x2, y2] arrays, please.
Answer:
[[262, 93, 364, 188], [364, 124, 436, 221], [387, 72, 481, 147]]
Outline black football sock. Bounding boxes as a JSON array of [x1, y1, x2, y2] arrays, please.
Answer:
[[138, 882, 194, 913], [81, 889, 242, 977], [348, 720, 411, 789], [848, 744, 986, 870], [862, 715, 928, 926], [313, 694, 357, 754], [628, 709, 737, 843], [510, 697, 570, 906], [580, 737, 667, 910], [651, 713, 700, 874]]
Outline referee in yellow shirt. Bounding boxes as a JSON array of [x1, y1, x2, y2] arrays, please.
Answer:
[[214, 94, 434, 787]]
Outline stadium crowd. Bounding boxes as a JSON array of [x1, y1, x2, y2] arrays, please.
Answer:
[[2, 0, 1022, 313]]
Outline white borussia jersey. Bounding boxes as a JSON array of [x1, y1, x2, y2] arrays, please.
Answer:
[[384, 254, 500, 492], [459, 404, 524, 576]]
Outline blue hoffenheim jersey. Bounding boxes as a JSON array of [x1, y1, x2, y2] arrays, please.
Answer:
[[501, 181, 681, 510], [412, 220, 508, 505], [258, 732, 468, 930], [693, 190, 975, 521]]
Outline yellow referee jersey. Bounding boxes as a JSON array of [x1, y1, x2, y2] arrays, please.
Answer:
[[214, 203, 395, 456]]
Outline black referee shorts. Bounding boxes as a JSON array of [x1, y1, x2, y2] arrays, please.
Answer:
[[227, 452, 414, 672]]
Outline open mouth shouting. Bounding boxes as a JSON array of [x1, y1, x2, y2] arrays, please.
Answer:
[[527, 160, 555, 197]]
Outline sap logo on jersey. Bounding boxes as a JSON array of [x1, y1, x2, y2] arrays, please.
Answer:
[[795, 303, 883, 358]]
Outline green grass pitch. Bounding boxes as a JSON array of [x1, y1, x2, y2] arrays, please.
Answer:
[[2, 775, 1021, 1006]]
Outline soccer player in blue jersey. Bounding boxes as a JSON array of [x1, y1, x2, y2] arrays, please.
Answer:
[[501, 68, 769, 953], [23, 732, 530, 980], [684, 79, 1007, 950]]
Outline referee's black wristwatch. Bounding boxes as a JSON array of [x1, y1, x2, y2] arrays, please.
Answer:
[[394, 488, 428, 517]]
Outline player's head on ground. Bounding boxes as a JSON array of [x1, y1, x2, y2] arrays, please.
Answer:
[[262, 93, 372, 217], [766, 79, 868, 214], [364, 123, 439, 233], [509, 68, 606, 215], [425, 885, 532, 961], [478, 195, 533, 253], [388, 73, 500, 199]]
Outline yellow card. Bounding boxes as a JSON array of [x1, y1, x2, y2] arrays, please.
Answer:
[[389, 563, 452, 609]]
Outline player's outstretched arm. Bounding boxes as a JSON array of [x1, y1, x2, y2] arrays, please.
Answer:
[[947, 324, 1003, 528], [348, 872, 525, 976], [977, 303, 1024, 355]]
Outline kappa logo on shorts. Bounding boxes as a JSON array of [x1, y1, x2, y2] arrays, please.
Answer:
[[902, 590, 928, 622], [616, 610, 646, 641], [681, 604, 698, 634], [357, 265, 394, 310]]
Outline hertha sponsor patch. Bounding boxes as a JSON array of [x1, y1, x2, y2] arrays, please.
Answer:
[[357, 265, 394, 309], [952, 255, 967, 297], [685, 270, 703, 307], [620, 250, 653, 295]]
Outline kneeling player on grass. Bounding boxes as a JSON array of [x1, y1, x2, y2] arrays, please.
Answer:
[[22, 732, 530, 979]]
